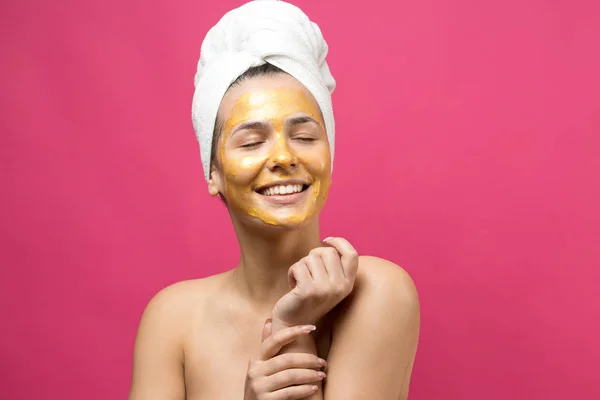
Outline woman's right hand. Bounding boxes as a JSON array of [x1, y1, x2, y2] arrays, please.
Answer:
[[243, 319, 327, 400]]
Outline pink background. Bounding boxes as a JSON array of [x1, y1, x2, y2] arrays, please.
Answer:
[[1, 0, 599, 398]]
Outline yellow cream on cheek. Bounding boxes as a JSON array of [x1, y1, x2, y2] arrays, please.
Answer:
[[219, 88, 330, 225]]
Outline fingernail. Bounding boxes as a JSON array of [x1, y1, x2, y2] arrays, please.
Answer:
[[311, 385, 319, 391], [323, 237, 332, 242], [317, 371, 326, 379], [318, 358, 327, 366], [302, 325, 317, 332]]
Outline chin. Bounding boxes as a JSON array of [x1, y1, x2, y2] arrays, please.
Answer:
[[256, 212, 316, 229], [233, 208, 320, 231]]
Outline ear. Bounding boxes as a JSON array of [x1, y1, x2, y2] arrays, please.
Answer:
[[207, 166, 223, 197]]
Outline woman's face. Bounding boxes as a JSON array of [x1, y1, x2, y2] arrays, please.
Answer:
[[209, 73, 331, 228]]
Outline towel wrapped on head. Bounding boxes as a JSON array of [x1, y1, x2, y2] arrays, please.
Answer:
[[191, 0, 336, 181]]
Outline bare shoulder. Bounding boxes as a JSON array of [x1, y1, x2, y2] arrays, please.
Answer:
[[133, 273, 232, 364], [130, 272, 231, 399], [137, 272, 229, 336], [354, 255, 419, 307], [324, 256, 420, 399], [331, 254, 420, 335], [140, 275, 219, 320]]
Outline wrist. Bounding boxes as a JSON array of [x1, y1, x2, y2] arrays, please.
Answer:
[[270, 314, 317, 331], [270, 316, 295, 331], [269, 317, 318, 355]]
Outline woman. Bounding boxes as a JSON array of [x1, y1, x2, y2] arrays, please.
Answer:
[[129, 1, 420, 399]]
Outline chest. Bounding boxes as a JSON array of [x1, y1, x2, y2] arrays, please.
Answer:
[[183, 315, 333, 400]]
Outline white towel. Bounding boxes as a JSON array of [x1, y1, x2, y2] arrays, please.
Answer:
[[191, 0, 336, 181]]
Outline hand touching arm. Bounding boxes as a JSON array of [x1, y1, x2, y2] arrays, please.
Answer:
[[268, 241, 419, 399], [270, 237, 359, 399], [243, 319, 327, 400], [268, 321, 324, 399]]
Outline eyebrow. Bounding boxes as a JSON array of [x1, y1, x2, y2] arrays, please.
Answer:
[[229, 120, 271, 138], [232, 120, 271, 134], [231, 116, 320, 136], [284, 115, 320, 127]]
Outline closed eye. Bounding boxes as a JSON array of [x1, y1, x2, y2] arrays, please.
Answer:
[[295, 137, 316, 142], [240, 142, 263, 148]]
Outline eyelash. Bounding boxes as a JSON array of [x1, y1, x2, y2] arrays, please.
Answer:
[[240, 137, 315, 149], [241, 142, 263, 148]]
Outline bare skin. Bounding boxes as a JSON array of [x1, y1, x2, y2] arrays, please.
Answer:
[[129, 74, 420, 400]]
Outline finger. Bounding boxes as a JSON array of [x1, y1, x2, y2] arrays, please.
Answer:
[[322, 237, 359, 280], [265, 368, 325, 391], [262, 353, 327, 376], [304, 253, 328, 281], [310, 247, 344, 281], [288, 262, 312, 290], [261, 318, 273, 342], [260, 325, 316, 360], [269, 384, 319, 400]]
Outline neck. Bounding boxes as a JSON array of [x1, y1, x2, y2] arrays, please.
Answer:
[[230, 215, 323, 309]]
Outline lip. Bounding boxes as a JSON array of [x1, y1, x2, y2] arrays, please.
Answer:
[[258, 186, 310, 205], [254, 178, 310, 192], [255, 179, 311, 205]]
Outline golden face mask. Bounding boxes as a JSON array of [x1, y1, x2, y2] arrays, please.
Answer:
[[217, 86, 331, 226]]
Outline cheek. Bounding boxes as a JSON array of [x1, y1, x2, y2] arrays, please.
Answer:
[[222, 154, 267, 183], [298, 145, 332, 205], [301, 145, 331, 177]]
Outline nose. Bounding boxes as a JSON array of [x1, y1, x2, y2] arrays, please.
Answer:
[[266, 133, 298, 170]]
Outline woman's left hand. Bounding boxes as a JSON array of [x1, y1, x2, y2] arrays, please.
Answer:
[[272, 237, 359, 328]]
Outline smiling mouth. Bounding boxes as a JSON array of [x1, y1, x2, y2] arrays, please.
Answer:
[[256, 184, 310, 196]]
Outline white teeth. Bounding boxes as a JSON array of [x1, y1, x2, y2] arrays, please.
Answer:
[[261, 184, 304, 196]]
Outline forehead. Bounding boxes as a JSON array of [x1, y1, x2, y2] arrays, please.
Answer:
[[218, 74, 322, 126]]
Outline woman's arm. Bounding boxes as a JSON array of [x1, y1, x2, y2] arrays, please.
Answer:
[[265, 322, 325, 399], [269, 237, 361, 399], [324, 256, 420, 399], [129, 285, 187, 400]]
